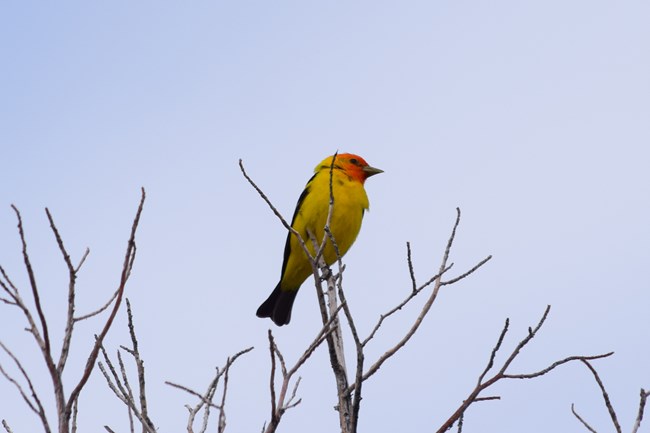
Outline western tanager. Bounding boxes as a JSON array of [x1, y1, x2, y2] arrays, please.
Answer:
[[256, 153, 383, 326]]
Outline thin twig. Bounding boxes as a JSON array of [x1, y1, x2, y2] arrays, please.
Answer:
[[354, 209, 466, 391], [0, 341, 50, 432], [571, 403, 598, 433], [632, 389, 650, 433], [74, 289, 119, 321], [12, 205, 52, 358], [477, 318, 509, 385], [361, 264, 451, 347], [66, 188, 146, 417], [440, 255, 493, 286], [46, 207, 77, 375], [435, 305, 614, 433], [164, 382, 223, 411], [265, 310, 340, 433], [2, 420, 14, 433], [74, 248, 90, 273], [406, 242, 417, 292], [123, 299, 154, 432], [166, 346, 253, 433], [581, 359, 622, 433]]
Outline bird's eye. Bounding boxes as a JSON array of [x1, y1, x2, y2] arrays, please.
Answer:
[[350, 158, 359, 165]]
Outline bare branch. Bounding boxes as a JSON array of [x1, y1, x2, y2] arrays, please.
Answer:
[[71, 396, 79, 433], [66, 188, 146, 416], [356, 209, 465, 388], [632, 389, 650, 433], [217, 358, 230, 433], [238, 159, 301, 241], [11, 205, 52, 359], [46, 207, 78, 376], [74, 289, 119, 321], [503, 353, 613, 380], [164, 382, 223, 411], [285, 377, 302, 409], [435, 305, 614, 433], [165, 346, 253, 433], [473, 396, 501, 402], [440, 255, 492, 286], [287, 305, 341, 378], [0, 344, 39, 415], [98, 342, 157, 433], [0, 341, 50, 432], [0, 266, 18, 294], [581, 359, 622, 433], [361, 264, 451, 347], [477, 318, 509, 386], [571, 403, 598, 433], [406, 242, 417, 292], [2, 420, 14, 433], [123, 299, 154, 432], [269, 331, 277, 425], [265, 311, 339, 433], [74, 248, 90, 274], [8, 207, 62, 425], [495, 305, 552, 376]]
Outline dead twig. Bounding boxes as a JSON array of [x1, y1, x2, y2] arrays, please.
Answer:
[[166, 347, 253, 433], [632, 389, 650, 433], [571, 403, 598, 433], [353, 209, 492, 393], [0, 189, 145, 433], [66, 188, 146, 429], [436, 305, 614, 433], [265, 309, 341, 433]]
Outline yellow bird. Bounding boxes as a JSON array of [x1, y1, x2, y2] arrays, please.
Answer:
[[256, 153, 383, 326]]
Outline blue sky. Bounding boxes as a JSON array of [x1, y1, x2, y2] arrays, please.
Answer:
[[1, 2, 649, 432]]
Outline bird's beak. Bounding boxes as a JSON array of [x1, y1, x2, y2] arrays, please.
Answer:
[[362, 165, 384, 177]]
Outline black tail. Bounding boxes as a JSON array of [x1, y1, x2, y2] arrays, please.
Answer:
[[256, 283, 298, 326]]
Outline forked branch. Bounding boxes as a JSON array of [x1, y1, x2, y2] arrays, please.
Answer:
[[0, 188, 146, 433], [436, 305, 613, 432]]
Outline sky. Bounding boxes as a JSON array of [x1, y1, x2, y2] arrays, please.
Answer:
[[1, 1, 649, 432]]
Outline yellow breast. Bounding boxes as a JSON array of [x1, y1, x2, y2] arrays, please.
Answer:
[[280, 168, 369, 289]]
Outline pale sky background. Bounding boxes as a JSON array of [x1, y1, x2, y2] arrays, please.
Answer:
[[1, 2, 649, 432]]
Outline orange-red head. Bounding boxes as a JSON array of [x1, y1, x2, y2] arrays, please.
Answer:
[[316, 153, 383, 184]]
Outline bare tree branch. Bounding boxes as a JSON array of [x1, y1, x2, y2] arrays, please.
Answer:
[[435, 305, 614, 433], [11, 204, 52, 360], [164, 382, 223, 411], [66, 188, 146, 421], [632, 389, 650, 433], [0, 341, 50, 431], [265, 311, 339, 433], [45, 207, 80, 378], [98, 342, 156, 433], [123, 299, 153, 432], [571, 403, 598, 433], [361, 264, 451, 347], [355, 209, 493, 390], [70, 397, 78, 433], [581, 359, 622, 433], [1, 190, 147, 432], [166, 346, 253, 433], [74, 289, 119, 322], [2, 420, 14, 433], [74, 248, 90, 274]]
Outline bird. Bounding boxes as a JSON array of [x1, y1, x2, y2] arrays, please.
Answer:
[[256, 153, 383, 326]]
